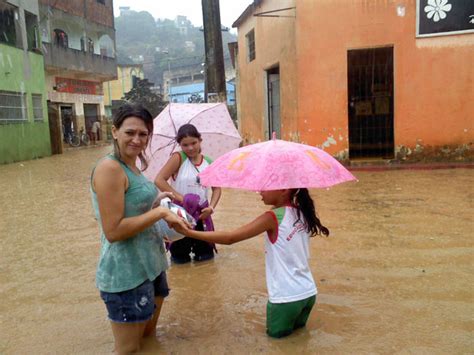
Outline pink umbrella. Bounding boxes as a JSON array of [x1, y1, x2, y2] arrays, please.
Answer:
[[142, 103, 242, 181], [198, 134, 356, 191]]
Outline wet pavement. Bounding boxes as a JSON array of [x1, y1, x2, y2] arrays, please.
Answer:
[[0, 146, 472, 354]]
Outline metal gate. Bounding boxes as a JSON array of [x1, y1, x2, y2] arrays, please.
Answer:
[[347, 47, 394, 159], [267, 67, 281, 139]]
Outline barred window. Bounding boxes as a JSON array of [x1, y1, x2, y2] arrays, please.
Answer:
[[0, 3, 19, 47], [246, 29, 255, 62], [32, 94, 43, 121], [0, 91, 27, 123]]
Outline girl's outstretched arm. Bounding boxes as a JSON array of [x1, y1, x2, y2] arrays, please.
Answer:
[[184, 212, 276, 245]]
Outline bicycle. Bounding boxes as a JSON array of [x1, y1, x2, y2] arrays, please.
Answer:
[[65, 131, 80, 147], [79, 128, 90, 146]]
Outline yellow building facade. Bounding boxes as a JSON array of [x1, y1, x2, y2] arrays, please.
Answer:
[[103, 63, 144, 116]]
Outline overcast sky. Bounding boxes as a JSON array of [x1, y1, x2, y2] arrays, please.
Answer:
[[113, 0, 251, 32]]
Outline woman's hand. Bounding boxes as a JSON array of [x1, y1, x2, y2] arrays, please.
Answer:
[[152, 191, 175, 208], [163, 210, 192, 234], [198, 206, 213, 220]]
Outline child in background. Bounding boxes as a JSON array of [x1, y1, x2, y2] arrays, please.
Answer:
[[155, 124, 221, 263], [181, 188, 329, 338]]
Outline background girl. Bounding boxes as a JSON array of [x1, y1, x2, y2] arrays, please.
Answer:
[[180, 188, 329, 338], [155, 123, 222, 263]]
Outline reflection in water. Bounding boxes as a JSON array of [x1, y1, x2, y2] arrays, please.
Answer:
[[0, 147, 472, 353]]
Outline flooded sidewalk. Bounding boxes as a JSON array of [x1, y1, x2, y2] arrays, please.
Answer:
[[0, 146, 472, 354]]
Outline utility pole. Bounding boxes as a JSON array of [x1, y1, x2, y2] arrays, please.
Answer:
[[201, 0, 227, 103]]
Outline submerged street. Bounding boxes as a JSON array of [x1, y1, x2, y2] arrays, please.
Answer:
[[0, 146, 472, 354]]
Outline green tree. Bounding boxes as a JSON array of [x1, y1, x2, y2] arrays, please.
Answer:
[[122, 78, 167, 117]]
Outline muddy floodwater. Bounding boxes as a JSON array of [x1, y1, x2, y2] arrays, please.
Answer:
[[0, 146, 472, 354]]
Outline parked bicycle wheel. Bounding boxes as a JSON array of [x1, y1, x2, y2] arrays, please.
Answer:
[[81, 133, 90, 146], [69, 134, 80, 147]]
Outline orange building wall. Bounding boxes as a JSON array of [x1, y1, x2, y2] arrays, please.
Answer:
[[236, 0, 473, 161], [236, 0, 298, 144], [296, 0, 473, 158]]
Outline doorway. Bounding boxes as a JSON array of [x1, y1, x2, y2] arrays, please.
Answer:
[[84, 104, 99, 139], [347, 47, 394, 159], [47, 102, 62, 155], [60, 105, 75, 143], [266, 66, 281, 139]]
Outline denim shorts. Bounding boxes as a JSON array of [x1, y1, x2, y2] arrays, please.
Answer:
[[100, 272, 170, 323]]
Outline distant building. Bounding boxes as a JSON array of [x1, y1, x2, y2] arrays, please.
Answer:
[[0, 0, 51, 164], [175, 15, 192, 35], [184, 41, 196, 53], [169, 82, 235, 106], [39, 0, 117, 154], [163, 57, 235, 103], [233, 0, 474, 162], [119, 6, 130, 16], [103, 56, 145, 117]]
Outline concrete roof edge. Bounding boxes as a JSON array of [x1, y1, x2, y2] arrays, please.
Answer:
[[232, 0, 263, 28]]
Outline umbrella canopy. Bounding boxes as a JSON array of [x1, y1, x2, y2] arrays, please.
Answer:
[[198, 136, 356, 191], [142, 103, 241, 181]]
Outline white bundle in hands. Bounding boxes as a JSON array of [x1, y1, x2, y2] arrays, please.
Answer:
[[154, 197, 196, 242]]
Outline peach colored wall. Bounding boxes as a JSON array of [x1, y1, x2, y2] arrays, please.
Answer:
[[236, 0, 298, 144], [236, 0, 473, 160], [296, 0, 474, 157]]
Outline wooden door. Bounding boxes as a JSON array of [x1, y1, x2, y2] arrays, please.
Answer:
[[47, 102, 62, 155]]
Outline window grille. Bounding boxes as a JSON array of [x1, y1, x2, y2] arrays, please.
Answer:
[[246, 29, 256, 62], [25, 11, 39, 50], [32, 94, 43, 121], [0, 3, 18, 47], [0, 91, 27, 123]]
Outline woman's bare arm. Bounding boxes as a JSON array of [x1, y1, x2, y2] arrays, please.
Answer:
[[93, 159, 183, 243]]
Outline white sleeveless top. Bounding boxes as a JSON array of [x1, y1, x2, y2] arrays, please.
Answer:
[[265, 206, 317, 303], [170, 151, 212, 204]]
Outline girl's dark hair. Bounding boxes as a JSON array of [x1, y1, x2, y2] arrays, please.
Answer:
[[112, 103, 153, 171], [291, 188, 329, 237], [176, 123, 201, 143]]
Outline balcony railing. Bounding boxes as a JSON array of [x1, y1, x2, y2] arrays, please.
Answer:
[[42, 42, 117, 80]]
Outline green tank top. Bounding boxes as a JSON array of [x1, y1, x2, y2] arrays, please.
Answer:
[[91, 155, 168, 293]]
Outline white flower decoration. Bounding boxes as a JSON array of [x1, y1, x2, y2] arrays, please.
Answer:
[[424, 0, 452, 22]]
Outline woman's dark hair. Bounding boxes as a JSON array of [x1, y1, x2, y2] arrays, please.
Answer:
[[291, 188, 329, 237], [176, 123, 201, 143], [112, 103, 153, 171]]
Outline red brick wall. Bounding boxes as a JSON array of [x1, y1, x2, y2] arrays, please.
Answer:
[[39, 0, 113, 28], [86, 0, 114, 28], [39, 0, 84, 17]]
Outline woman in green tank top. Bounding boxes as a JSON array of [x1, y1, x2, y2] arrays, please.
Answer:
[[91, 104, 189, 354]]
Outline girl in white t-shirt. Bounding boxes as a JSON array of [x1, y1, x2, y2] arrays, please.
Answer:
[[182, 188, 329, 338], [155, 124, 222, 263]]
